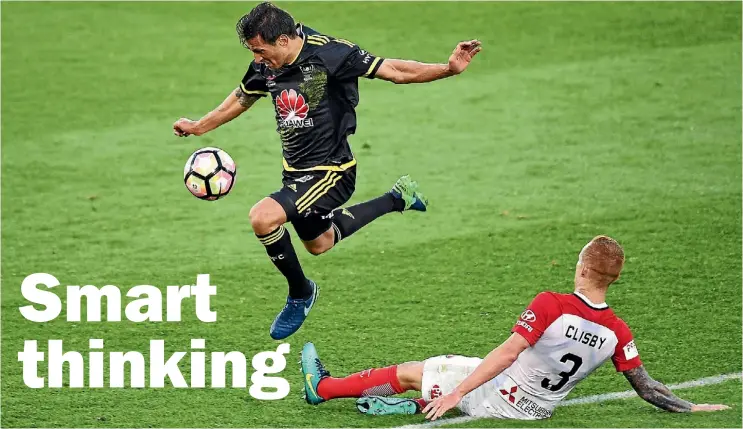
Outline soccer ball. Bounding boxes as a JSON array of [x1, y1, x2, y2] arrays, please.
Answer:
[[183, 147, 236, 200]]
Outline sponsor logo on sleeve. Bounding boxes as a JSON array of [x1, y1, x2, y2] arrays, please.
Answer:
[[516, 320, 533, 332], [521, 310, 537, 322], [623, 340, 639, 360]]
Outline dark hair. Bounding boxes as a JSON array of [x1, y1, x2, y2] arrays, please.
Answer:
[[236, 2, 296, 47]]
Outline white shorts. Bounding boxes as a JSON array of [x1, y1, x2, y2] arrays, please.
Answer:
[[421, 355, 550, 420]]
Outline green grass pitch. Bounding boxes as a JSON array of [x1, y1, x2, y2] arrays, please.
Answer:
[[1, 1, 741, 427]]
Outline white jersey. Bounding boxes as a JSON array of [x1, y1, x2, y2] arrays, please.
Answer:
[[500, 291, 642, 418], [421, 291, 642, 420]]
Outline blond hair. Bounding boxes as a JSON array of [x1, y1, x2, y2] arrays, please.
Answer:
[[579, 235, 625, 284]]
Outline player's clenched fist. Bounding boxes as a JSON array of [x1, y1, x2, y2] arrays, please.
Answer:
[[173, 118, 199, 137]]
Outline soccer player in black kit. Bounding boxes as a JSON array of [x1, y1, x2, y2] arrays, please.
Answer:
[[173, 2, 481, 339]]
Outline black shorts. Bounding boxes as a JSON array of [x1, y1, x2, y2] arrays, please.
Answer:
[[269, 167, 356, 241]]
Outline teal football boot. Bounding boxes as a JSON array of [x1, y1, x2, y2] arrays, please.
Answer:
[[301, 342, 330, 405], [389, 175, 429, 212], [356, 396, 421, 415]]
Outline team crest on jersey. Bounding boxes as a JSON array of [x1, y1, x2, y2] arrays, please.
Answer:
[[276, 89, 314, 128], [521, 309, 537, 322], [300, 64, 314, 81]]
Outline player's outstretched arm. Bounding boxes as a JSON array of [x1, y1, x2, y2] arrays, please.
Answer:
[[623, 366, 730, 412], [422, 333, 530, 421], [375, 40, 481, 84], [173, 87, 259, 137]]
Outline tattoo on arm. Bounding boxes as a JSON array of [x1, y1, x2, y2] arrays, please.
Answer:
[[233, 87, 259, 109], [623, 366, 693, 412]]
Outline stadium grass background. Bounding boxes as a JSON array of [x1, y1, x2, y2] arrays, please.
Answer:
[[2, 1, 741, 427]]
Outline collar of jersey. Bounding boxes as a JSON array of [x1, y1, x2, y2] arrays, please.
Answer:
[[573, 291, 609, 310], [286, 23, 308, 66]]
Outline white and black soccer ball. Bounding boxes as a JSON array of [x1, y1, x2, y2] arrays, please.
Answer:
[[183, 147, 236, 200]]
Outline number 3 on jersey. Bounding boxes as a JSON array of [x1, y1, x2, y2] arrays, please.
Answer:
[[541, 353, 583, 391]]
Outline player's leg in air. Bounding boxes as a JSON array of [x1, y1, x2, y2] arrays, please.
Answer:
[[301, 173, 429, 256], [250, 169, 428, 340], [301, 342, 481, 417]]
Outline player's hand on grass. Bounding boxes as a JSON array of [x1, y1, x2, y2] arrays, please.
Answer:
[[173, 118, 199, 137], [423, 391, 463, 421], [448, 40, 481, 75], [691, 404, 731, 412]]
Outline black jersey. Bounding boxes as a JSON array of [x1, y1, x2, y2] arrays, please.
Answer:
[[239, 24, 384, 172]]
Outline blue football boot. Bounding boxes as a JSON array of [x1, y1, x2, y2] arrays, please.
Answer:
[[269, 280, 318, 340]]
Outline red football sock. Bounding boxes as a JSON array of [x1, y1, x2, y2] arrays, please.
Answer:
[[414, 398, 428, 409], [317, 365, 405, 400]]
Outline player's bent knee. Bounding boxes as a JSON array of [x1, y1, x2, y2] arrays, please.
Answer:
[[304, 240, 333, 256], [396, 361, 424, 391], [248, 207, 268, 231], [249, 202, 283, 235], [303, 229, 335, 256], [306, 245, 327, 256]]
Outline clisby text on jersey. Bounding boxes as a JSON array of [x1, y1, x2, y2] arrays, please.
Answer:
[[565, 325, 607, 350]]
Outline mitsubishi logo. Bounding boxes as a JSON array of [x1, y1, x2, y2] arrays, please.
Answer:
[[499, 386, 518, 403]]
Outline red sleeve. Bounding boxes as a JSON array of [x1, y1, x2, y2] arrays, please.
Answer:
[[511, 292, 562, 346], [611, 319, 643, 372]]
